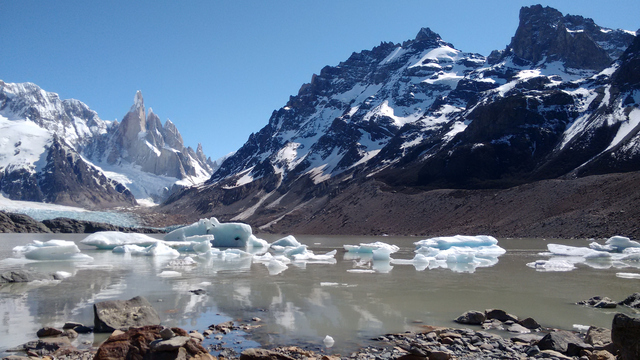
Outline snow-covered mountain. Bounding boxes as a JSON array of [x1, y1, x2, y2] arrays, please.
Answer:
[[163, 5, 639, 227], [0, 81, 216, 208]]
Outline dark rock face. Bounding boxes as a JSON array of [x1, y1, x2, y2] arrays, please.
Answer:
[[93, 296, 161, 333], [37, 135, 137, 208], [0, 211, 52, 233], [508, 5, 623, 70], [41, 217, 164, 234], [611, 313, 640, 360], [0, 210, 164, 234]]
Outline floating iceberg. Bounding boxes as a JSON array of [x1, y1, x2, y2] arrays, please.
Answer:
[[13, 240, 93, 261], [589, 236, 640, 252], [82, 232, 161, 250], [266, 258, 289, 275], [372, 247, 394, 261], [616, 272, 640, 279], [290, 249, 337, 263], [112, 242, 180, 257], [271, 235, 301, 248], [344, 242, 399, 254], [414, 235, 498, 250], [164, 217, 268, 248], [547, 244, 611, 258], [112, 244, 147, 254], [527, 259, 576, 272], [157, 270, 182, 277], [197, 248, 253, 261], [408, 235, 505, 273], [534, 236, 640, 271]]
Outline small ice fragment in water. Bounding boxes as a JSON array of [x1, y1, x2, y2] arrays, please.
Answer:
[[323, 335, 335, 347], [573, 324, 590, 332], [157, 271, 182, 277], [616, 272, 640, 279], [526, 259, 576, 272], [55, 271, 73, 278]]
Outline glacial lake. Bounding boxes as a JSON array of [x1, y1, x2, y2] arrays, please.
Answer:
[[1, 233, 639, 355]]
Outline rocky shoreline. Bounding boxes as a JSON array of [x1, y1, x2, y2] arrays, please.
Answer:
[[0, 211, 165, 234], [3, 295, 640, 360]]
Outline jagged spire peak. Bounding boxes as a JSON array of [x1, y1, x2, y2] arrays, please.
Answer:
[[415, 27, 442, 42]]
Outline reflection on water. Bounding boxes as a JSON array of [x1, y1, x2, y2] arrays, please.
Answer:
[[1, 234, 640, 354]]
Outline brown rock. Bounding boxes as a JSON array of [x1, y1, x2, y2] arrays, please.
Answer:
[[36, 327, 63, 338], [93, 296, 161, 333], [94, 325, 212, 360], [586, 326, 612, 347]]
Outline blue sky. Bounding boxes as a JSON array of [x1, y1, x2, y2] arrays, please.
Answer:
[[1, 1, 637, 161]]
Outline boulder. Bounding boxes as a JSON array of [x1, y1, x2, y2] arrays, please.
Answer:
[[537, 330, 592, 356], [618, 293, 640, 308], [507, 323, 531, 334], [579, 296, 619, 308], [94, 325, 214, 360], [93, 296, 161, 333], [586, 326, 612, 347], [518, 317, 541, 330], [150, 336, 191, 351], [454, 310, 486, 325], [485, 309, 518, 322], [611, 313, 640, 360], [511, 333, 544, 344], [36, 327, 63, 338]]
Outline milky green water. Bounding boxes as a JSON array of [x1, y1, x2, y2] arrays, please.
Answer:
[[1, 234, 638, 355]]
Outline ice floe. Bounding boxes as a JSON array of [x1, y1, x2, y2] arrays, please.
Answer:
[[344, 241, 400, 254], [112, 242, 180, 257], [526, 259, 577, 272], [82, 232, 164, 250], [529, 236, 640, 271], [343, 236, 505, 273], [616, 272, 640, 279], [13, 240, 93, 261]]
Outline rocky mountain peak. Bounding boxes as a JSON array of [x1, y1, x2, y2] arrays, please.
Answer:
[[508, 5, 618, 70], [132, 90, 144, 111], [415, 27, 441, 42]]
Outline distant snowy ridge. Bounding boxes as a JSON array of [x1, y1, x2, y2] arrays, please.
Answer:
[[164, 5, 639, 228], [0, 80, 217, 207]]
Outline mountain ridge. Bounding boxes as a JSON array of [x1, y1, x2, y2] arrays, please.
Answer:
[[160, 5, 640, 237], [0, 81, 216, 208]]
